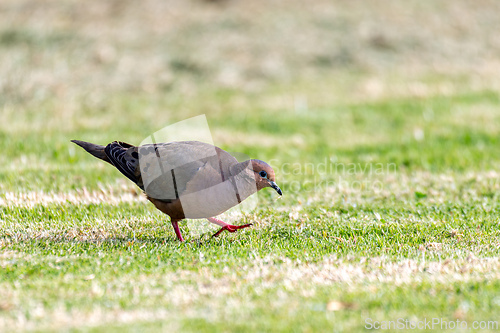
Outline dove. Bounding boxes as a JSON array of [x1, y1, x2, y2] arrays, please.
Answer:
[[71, 140, 282, 241]]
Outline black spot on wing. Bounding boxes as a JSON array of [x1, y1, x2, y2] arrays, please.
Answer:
[[104, 142, 138, 184]]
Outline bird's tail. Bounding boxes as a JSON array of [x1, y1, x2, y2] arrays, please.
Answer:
[[71, 140, 111, 164]]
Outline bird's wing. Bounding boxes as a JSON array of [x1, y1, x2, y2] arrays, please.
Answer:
[[104, 141, 141, 186], [138, 141, 238, 200], [182, 161, 224, 195]]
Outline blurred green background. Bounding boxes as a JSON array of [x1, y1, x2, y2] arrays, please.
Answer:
[[1, 0, 500, 195]]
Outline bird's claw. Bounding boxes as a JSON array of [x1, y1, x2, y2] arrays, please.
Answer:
[[212, 223, 253, 238]]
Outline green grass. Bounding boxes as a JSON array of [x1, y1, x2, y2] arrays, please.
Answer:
[[2, 199, 500, 331], [2, 0, 500, 331], [3, 91, 500, 332], [3, 87, 500, 330]]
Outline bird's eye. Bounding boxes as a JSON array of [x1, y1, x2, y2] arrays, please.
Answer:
[[259, 170, 267, 178]]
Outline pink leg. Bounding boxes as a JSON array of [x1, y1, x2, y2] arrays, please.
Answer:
[[171, 219, 184, 242], [207, 217, 253, 238]]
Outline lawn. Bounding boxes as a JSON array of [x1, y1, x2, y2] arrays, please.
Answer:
[[2, 0, 500, 331]]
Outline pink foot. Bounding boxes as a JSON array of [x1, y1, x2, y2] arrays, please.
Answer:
[[207, 217, 253, 238]]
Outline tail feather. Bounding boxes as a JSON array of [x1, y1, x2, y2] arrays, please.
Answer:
[[72, 139, 142, 188], [71, 140, 111, 164]]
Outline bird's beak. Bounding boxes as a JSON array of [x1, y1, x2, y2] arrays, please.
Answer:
[[269, 181, 282, 196]]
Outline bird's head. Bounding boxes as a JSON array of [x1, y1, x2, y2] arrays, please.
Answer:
[[250, 159, 282, 196]]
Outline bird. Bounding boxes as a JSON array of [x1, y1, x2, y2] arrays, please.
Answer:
[[71, 140, 282, 241]]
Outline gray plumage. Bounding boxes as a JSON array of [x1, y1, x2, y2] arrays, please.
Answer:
[[72, 139, 282, 241]]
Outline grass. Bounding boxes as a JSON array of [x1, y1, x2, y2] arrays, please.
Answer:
[[2, 0, 500, 331]]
